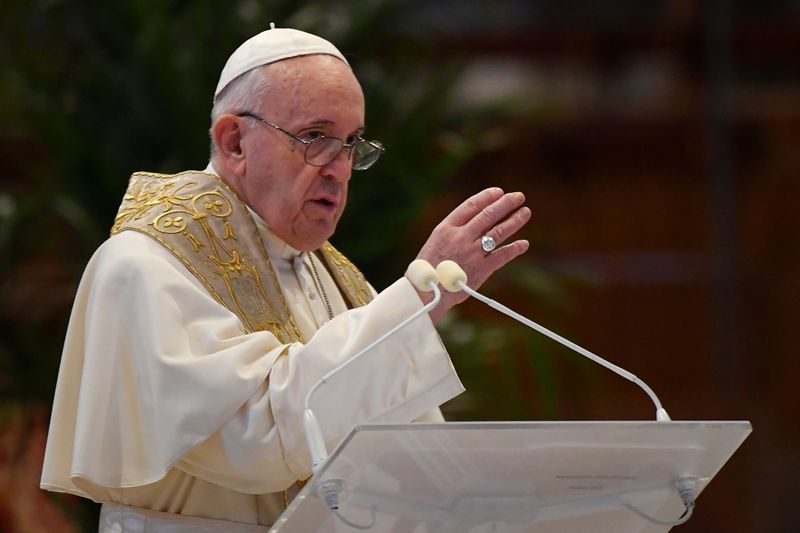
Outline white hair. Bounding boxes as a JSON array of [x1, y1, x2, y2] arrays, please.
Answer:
[[208, 65, 272, 160]]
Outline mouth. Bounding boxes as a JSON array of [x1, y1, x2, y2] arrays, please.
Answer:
[[308, 196, 338, 212]]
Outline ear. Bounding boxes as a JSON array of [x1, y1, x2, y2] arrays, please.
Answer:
[[212, 115, 247, 178]]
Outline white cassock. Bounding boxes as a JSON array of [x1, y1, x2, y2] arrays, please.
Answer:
[[40, 186, 464, 530]]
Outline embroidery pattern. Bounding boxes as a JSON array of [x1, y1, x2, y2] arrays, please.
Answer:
[[320, 242, 372, 307], [112, 171, 302, 342]]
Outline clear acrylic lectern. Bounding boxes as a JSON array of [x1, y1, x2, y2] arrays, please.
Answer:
[[269, 421, 751, 532]]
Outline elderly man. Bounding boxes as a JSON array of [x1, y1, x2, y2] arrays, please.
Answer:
[[41, 27, 530, 531]]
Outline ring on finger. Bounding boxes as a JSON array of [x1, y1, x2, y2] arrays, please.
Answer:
[[480, 235, 497, 253]]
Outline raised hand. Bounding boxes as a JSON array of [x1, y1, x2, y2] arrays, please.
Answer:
[[414, 187, 531, 322]]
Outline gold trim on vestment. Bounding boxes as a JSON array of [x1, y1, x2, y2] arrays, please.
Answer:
[[317, 242, 372, 308], [113, 170, 303, 339], [111, 170, 373, 343]]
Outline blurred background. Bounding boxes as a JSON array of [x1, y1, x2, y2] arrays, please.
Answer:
[[1, 0, 797, 531]]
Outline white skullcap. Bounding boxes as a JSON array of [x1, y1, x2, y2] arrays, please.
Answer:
[[214, 24, 349, 101]]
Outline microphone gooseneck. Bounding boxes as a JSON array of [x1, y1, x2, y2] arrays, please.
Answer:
[[435, 260, 671, 422], [303, 260, 444, 476]]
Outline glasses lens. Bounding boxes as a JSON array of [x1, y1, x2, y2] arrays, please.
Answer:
[[352, 141, 384, 170], [305, 138, 343, 166]]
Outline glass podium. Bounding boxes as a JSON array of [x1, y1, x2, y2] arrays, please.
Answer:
[[269, 421, 751, 532]]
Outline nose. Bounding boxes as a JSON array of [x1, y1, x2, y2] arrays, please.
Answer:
[[320, 147, 353, 183]]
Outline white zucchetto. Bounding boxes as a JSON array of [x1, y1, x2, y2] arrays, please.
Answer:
[[214, 25, 349, 100]]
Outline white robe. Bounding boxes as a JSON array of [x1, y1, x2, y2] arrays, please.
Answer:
[[40, 210, 463, 526]]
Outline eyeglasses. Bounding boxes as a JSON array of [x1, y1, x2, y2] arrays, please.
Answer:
[[236, 112, 385, 170]]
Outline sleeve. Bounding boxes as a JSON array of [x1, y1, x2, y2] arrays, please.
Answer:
[[177, 277, 463, 493], [41, 231, 463, 498]]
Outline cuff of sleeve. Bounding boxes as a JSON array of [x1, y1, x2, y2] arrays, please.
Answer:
[[371, 370, 463, 424]]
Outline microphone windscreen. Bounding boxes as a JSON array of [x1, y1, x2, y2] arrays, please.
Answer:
[[436, 260, 468, 292], [405, 259, 439, 292]]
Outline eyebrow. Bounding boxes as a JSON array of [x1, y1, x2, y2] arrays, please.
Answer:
[[305, 119, 365, 135]]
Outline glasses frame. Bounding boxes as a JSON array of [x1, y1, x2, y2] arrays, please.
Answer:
[[236, 112, 385, 170]]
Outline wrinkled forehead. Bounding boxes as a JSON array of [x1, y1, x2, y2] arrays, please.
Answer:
[[257, 55, 365, 121]]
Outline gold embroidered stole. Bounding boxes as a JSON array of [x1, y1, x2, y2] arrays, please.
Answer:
[[111, 170, 373, 341], [317, 242, 372, 308]]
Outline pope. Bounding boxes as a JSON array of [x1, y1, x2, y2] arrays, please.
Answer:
[[40, 26, 531, 531]]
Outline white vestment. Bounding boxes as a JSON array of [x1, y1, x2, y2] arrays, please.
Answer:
[[40, 177, 464, 527]]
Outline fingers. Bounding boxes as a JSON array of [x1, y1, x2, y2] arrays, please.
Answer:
[[482, 238, 530, 274], [420, 188, 530, 265], [463, 191, 527, 239], [417, 187, 531, 300], [460, 235, 529, 291], [478, 204, 531, 250], [443, 187, 505, 227]]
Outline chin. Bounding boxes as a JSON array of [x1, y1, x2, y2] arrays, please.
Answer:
[[297, 234, 333, 252], [292, 220, 337, 251]]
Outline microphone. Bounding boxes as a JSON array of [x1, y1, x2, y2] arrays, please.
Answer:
[[303, 259, 443, 479], [436, 260, 671, 422]]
